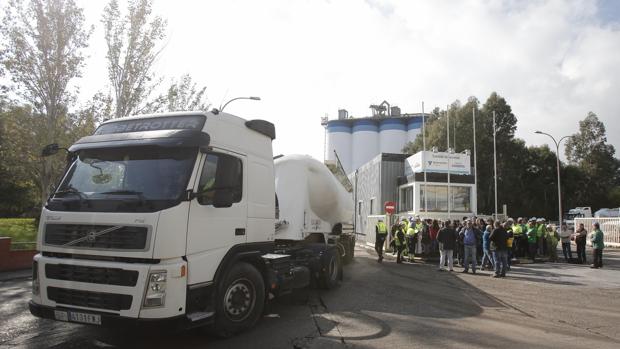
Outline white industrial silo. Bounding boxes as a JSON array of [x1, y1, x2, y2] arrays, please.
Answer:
[[351, 120, 379, 171], [326, 120, 352, 174], [407, 116, 423, 143], [379, 118, 407, 154]]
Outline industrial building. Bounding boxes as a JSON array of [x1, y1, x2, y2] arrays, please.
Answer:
[[351, 150, 477, 239], [323, 101, 425, 175], [321, 101, 477, 244]]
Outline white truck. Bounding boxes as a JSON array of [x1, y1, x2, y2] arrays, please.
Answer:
[[565, 207, 592, 232], [29, 111, 355, 336]]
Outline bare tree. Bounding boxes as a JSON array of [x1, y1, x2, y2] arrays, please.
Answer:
[[102, 0, 167, 118], [0, 0, 91, 203], [144, 74, 210, 113]]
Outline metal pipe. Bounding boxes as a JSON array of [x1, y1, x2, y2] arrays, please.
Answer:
[[220, 96, 261, 112]]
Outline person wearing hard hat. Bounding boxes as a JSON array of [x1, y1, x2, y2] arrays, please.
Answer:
[[512, 217, 525, 258], [526, 219, 538, 262], [545, 224, 560, 262], [393, 221, 406, 263], [375, 218, 388, 262], [406, 222, 416, 262]]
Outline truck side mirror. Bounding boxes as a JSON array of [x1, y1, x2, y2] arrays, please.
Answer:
[[41, 144, 60, 157], [213, 189, 234, 208]]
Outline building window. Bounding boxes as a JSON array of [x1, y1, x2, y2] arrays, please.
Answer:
[[358, 201, 362, 216], [400, 186, 413, 212], [419, 185, 471, 212], [451, 186, 471, 212], [370, 198, 375, 215]]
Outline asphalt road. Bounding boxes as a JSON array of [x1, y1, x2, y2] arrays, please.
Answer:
[[1, 246, 620, 349]]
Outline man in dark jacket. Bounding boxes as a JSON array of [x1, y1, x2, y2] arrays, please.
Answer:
[[437, 220, 457, 271], [489, 221, 509, 277]]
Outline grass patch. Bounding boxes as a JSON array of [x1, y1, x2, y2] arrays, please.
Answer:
[[0, 218, 38, 242]]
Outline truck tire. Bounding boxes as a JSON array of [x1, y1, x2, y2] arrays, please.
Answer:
[[213, 262, 265, 337], [320, 248, 342, 289]]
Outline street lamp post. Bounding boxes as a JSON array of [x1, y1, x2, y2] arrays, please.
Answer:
[[219, 96, 261, 112], [535, 131, 571, 229]]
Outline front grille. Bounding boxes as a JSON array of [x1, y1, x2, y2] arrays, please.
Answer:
[[44, 224, 148, 250], [45, 264, 139, 287], [47, 287, 132, 311]]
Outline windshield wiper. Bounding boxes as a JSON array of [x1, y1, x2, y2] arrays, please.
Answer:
[[54, 186, 85, 198], [53, 186, 89, 207]]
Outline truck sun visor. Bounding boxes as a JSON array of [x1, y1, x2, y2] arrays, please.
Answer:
[[94, 115, 206, 135], [68, 129, 210, 152]]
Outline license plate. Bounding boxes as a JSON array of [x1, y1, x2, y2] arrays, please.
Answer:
[[54, 310, 101, 325]]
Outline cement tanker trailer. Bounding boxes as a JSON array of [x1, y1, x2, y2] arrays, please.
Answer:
[[275, 154, 355, 261], [30, 111, 355, 336]]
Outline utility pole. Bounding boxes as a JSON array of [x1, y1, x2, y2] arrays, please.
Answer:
[[535, 131, 571, 228], [422, 102, 428, 213], [493, 111, 498, 221], [447, 105, 451, 219], [472, 107, 477, 215]]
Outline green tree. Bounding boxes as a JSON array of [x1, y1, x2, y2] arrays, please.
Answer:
[[102, 0, 167, 118], [402, 93, 519, 216], [564, 112, 620, 209], [0, 0, 92, 204]]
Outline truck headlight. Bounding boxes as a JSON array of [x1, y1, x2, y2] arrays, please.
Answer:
[[144, 271, 166, 307], [32, 261, 40, 296]]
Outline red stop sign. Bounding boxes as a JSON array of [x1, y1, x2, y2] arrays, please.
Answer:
[[384, 201, 396, 215]]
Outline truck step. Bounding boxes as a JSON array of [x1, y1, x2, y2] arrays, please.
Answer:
[[187, 311, 215, 322]]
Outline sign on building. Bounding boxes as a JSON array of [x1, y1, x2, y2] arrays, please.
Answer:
[[404, 151, 471, 176]]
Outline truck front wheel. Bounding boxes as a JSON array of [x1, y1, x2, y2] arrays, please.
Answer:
[[213, 262, 265, 337]]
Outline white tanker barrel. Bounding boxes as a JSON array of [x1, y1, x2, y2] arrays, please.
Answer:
[[274, 155, 353, 240]]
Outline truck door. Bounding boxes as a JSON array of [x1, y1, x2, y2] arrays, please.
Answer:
[[186, 149, 247, 283]]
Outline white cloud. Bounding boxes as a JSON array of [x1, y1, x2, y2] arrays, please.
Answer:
[[75, 0, 620, 160]]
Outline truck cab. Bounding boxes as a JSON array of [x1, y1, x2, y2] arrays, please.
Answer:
[[31, 111, 334, 334]]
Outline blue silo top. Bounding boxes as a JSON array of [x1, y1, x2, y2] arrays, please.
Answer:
[[327, 120, 352, 133], [352, 119, 378, 132], [379, 119, 406, 131]]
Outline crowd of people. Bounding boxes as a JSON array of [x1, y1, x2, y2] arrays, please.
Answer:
[[374, 216, 606, 277]]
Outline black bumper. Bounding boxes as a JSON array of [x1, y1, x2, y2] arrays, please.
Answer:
[[28, 301, 198, 331]]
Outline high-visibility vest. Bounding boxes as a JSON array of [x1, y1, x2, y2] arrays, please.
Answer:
[[512, 224, 523, 236], [536, 224, 545, 238], [393, 229, 404, 246], [527, 227, 537, 243], [415, 222, 423, 233], [376, 222, 387, 235], [406, 227, 415, 236]]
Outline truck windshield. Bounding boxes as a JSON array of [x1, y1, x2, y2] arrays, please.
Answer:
[[47, 146, 197, 212]]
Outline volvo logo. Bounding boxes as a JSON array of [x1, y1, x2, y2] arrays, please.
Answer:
[[86, 231, 97, 242], [62, 225, 123, 247]]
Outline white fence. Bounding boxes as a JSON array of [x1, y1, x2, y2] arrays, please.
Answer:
[[364, 215, 387, 248], [574, 217, 620, 248]]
